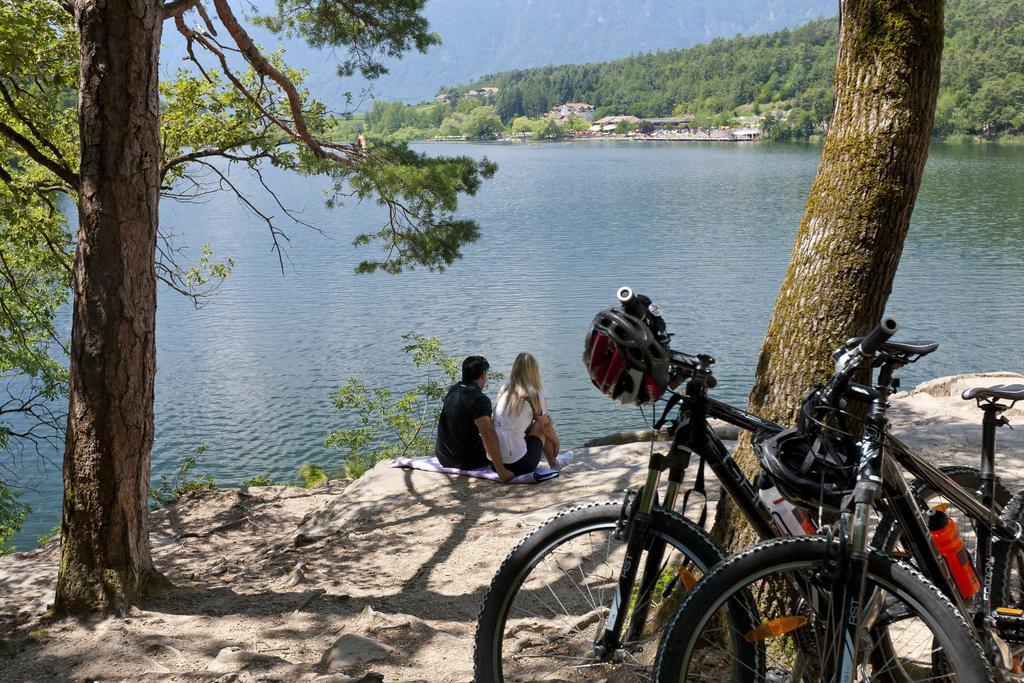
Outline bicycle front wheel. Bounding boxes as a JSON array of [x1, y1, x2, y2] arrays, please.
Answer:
[[653, 536, 992, 682], [474, 501, 727, 682]]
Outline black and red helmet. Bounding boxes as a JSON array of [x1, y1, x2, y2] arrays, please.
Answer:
[[583, 288, 672, 406], [753, 428, 855, 511]]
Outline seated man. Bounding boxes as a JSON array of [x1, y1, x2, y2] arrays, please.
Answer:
[[436, 356, 512, 482]]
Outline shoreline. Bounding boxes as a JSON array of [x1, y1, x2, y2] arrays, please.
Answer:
[[337, 133, 1024, 146]]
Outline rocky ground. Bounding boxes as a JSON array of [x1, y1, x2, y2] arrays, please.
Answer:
[[1, 373, 1022, 682]]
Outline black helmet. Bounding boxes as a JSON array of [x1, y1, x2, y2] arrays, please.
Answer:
[[583, 305, 672, 406], [753, 428, 855, 511]]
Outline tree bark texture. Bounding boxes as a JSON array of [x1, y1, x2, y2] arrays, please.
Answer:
[[55, 0, 163, 614], [712, 0, 944, 552]]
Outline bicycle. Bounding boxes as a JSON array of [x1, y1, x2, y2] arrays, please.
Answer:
[[652, 319, 1024, 681], [473, 290, 1001, 681]]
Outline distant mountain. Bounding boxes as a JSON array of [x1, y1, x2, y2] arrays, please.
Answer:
[[161, 1, 837, 108], [371, 0, 838, 103]]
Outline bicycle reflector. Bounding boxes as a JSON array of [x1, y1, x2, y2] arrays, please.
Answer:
[[744, 615, 809, 642]]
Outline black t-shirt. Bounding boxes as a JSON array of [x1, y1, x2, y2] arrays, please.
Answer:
[[436, 381, 492, 469]]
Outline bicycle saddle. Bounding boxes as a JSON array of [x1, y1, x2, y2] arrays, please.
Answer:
[[961, 384, 1024, 402], [845, 337, 939, 357]]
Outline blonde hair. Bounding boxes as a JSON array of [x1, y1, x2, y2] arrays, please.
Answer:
[[500, 352, 544, 417]]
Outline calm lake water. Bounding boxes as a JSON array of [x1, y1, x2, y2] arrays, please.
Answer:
[[10, 141, 1024, 548]]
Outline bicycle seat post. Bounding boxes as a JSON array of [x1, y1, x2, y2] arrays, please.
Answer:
[[979, 401, 1010, 502]]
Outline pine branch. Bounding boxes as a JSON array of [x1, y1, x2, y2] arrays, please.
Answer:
[[162, 0, 199, 19], [0, 121, 78, 191]]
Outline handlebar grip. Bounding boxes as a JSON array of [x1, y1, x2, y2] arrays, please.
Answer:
[[616, 286, 646, 319], [857, 317, 899, 356]]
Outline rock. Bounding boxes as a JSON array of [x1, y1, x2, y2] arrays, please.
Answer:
[[284, 561, 306, 587], [357, 606, 426, 634], [583, 420, 738, 447], [583, 429, 668, 447], [320, 634, 394, 672], [213, 673, 257, 683], [141, 657, 171, 675], [209, 646, 293, 674]]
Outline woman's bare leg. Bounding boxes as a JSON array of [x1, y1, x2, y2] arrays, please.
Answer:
[[528, 420, 556, 467], [542, 433, 557, 462]]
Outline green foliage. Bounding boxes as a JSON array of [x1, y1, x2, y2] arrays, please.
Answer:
[[149, 446, 217, 506], [762, 108, 818, 141], [534, 118, 564, 140], [1, 0, 500, 517], [565, 115, 591, 133], [0, 0, 76, 464], [458, 105, 503, 138], [343, 145, 497, 274], [455, 19, 839, 123], [325, 332, 464, 480], [253, 0, 439, 80], [361, 99, 452, 139], [241, 473, 281, 487], [36, 522, 59, 547], [509, 116, 537, 137], [0, 484, 28, 555], [297, 463, 329, 488]]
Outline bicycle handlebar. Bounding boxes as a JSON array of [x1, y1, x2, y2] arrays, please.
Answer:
[[856, 317, 899, 357], [818, 316, 900, 406], [617, 285, 649, 320]]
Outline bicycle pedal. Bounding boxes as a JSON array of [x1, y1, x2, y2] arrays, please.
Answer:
[[995, 607, 1024, 625], [994, 607, 1024, 643]]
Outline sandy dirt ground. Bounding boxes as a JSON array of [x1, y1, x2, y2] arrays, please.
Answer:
[[1, 372, 1022, 682]]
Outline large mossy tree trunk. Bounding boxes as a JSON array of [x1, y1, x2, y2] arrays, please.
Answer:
[[712, 0, 944, 551], [54, 0, 163, 615]]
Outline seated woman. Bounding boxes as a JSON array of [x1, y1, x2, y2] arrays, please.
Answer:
[[492, 352, 573, 477]]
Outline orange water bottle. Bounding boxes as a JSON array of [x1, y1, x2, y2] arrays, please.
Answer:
[[928, 508, 980, 599]]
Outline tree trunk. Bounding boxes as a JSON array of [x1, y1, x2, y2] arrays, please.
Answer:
[[712, 0, 944, 551], [55, 0, 163, 615]]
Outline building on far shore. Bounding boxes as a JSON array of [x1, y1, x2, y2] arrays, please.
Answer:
[[587, 114, 761, 140], [646, 116, 692, 130], [546, 102, 596, 122], [591, 115, 642, 132], [463, 87, 499, 99]]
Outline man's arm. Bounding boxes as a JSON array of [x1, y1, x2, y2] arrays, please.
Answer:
[[475, 415, 513, 482]]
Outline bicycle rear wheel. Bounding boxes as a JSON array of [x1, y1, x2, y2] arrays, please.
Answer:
[[653, 536, 992, 682], [474, 501, 727, 682]]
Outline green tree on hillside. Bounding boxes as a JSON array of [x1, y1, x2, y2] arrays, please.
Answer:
[[459, 105, 504, 138], [454, 0, 1023, 139], [509, 116, 536, 137], [534, 118, 564, 139]]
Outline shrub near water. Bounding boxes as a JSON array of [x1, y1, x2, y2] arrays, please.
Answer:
[[149, 445, 217, 506], [325, 333, 485, 480], [0, 484, 28, 555]]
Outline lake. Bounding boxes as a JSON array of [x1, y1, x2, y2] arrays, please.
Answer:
[[10, 140, 1024, 549]]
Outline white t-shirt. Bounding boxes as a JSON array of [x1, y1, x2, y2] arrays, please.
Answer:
[[493, 389, 547, 464]]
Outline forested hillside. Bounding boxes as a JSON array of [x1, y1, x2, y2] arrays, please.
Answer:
[[455, 0, 1023, 139], [343, 0, 837, 103]]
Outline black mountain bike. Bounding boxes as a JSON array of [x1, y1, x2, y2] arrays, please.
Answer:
[[473, 290, 1005, 681], [653, 319, 1024, 681]]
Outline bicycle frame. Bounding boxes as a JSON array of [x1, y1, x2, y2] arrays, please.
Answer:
[[595, 371, 784, 655], [594, 356, 1022, 671], [830, 381, 1023, 678]]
